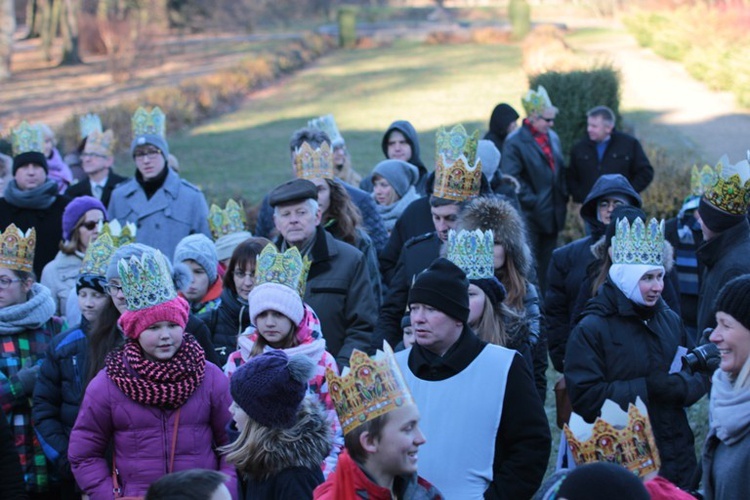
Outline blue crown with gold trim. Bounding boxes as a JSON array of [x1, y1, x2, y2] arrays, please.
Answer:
[[117, 250, 176, 311], [611, 217, 664, 267], [446, 229, 494, 280]]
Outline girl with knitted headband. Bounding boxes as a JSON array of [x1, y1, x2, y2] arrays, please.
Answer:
[[69, 249, 237, 499]]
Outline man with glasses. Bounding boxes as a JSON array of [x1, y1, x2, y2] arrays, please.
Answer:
[[66, 129, 127, 208], [501, 85, 567, 293]]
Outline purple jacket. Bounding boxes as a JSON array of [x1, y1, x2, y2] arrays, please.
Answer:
[[68, 363, 237, 499]]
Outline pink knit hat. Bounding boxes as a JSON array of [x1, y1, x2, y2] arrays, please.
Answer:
[[118, 296, 190, 340], [248, 283, 304, 327]]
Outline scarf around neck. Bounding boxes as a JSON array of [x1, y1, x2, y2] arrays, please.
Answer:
[[105, 333, 206, 409], [710, 369, 750, 445], [0, 283, 56, 334], [524, 119, 555, 171], [3, 179, 58, 209], [374, 186, 420, 232]]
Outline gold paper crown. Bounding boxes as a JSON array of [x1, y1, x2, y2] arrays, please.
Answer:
[[79, 113, 103, 139], [611, 217, 664, 267], [446, 229, 494, 280], [0, 224, 36, 273], [696, 155, 750, 215], [308, 114, 344, 145], [254, 243, 311, 298], [84, 129, 115, 157], [564, 398, 661, 478], [433, 124, 482, 201], [117, 250, 176, 311], [208, 199, 248, 240], [11, 122, 44, 155], [80, 221, 137, 276], [326, 343, 414, 434], [690, 164, 713, 197], [293, 141, 334, 180], [522, 85, 554, 116], [131, 106, 166, 138], [101, 219, 137, 247]]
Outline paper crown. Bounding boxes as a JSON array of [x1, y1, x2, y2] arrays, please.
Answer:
[[11, 122, 44, 156], [522, 85, 554, 116], [694, 155, 750, 215], [564, 397, 661, 478], [326, 343, 414, 434], [446, 229, 494, 280], [131, 106, 166, 138], [0, 224, 36, 273], [611, 217, 664, 267], [117, 249, 176, 311], [80, 220, 137, 276], [308, 114, 344, 146], [293, 141, 334, 180], [79, 113, 103, 139], [84, 129, 115, 157], [254, 243, 311, 298], [208, 199, 248, 240], [433, 124, 483, 201]]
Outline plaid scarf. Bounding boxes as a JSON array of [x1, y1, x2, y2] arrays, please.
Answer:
[[105, 334, 206, 409], [524, 119, 555, 171]]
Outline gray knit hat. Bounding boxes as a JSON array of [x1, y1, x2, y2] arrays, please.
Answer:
[[174, 234, 218, 284], [130, 133, 170, 161], [371, 159, 419, 198], [477, 140, 501, 181]]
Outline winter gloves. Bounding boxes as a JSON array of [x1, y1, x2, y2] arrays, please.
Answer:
[[646, 371, 688, 405]]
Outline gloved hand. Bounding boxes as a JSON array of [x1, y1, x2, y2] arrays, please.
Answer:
[[16, 364, 40, 396], [646, 371, 687, 405]]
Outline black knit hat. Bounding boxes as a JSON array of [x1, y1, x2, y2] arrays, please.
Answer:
[[409, 258, 470, 323], [13, 151, 48, 174], [698, 196, 746, 233], [471, 276, 506, 308], [715, 274, 750, 331], [556, 463, 649, 500]]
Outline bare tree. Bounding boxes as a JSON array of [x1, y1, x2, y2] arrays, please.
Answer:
[[60, 0, 82, 64], [0, 0, 14, 81]]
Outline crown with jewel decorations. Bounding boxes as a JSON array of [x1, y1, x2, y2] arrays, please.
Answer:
[[84, 129, 116, 157], [11, 122, 44, 156], [79, 113, 103, 139], [208, 199, 248, 240], [117, 249, 176, 311], [446, 229, 494, 280], [690, 163, 713, 197], [326, 342, 414, 435], [611, 217, 664, 267], [293, 141, 334, 180], [254, 243, 311, 298], [80, 221, 136, 277], [131, 106, 166, 139], [101, 219, 137, 247], [695, 155, 750, 215], [522, 85, 554, 116], [0, 224, 36, 273], [308, 114, 344, 146], [433, 124, 483, 201], [564, 397, 661, 478]]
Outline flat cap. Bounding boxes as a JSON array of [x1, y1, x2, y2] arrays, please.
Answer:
[[269, 178, 318, 207]]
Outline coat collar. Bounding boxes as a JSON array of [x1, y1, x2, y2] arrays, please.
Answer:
[[120, 168, 182, 218], [697, 218, 750, 268]]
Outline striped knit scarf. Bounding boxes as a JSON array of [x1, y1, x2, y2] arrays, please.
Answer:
[[105, 334, 206, 409]]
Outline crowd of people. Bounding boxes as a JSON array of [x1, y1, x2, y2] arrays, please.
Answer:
[[0, 84, 748, 500]]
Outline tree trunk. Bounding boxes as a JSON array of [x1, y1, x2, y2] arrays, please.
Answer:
[[59, 0, 82, 64], [41, 0, 61, 62], [0, 0, 14, 82], [24, 0, 40, 39]]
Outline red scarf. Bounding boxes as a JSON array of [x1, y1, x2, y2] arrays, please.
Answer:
[[314, 451, 391, 500], [524, 118, 555, 171]]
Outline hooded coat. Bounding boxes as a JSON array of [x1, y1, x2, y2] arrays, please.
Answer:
[[365, 120, 428, 196]]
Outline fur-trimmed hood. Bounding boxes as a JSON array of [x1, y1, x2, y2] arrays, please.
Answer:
[[589, 235, 675, 272], [458, 195, 532, 277]]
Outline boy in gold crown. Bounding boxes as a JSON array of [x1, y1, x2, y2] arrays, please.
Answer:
[[314, 345, 442, 499]]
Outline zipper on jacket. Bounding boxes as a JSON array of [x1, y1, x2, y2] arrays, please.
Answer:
[[72, 355, 82, 394]]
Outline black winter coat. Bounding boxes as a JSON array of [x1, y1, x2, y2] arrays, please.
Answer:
[[0, 407, 25, 499], [65, 171, 128, 209], [198, 288, 250, 367], [564, 279, 707, 488]]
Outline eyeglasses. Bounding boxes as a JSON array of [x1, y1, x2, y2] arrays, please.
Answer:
[[106, 283, 123, 295], [233, 270, 255, 281], [598, 199, 625, 209], [80, 220, 103, 231], [133, 150, 161, 160], [0, 277, 23, 290], [541, 117, 555, 123]]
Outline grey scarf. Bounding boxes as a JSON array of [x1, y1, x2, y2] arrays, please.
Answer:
[[710, 369, 750, 445], [3, 179, 58, 209], [0, 283, 56, 334], [374, 186, 420, 232]]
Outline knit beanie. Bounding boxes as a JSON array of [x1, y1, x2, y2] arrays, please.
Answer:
[[62, 196, 108, 241], [409, 258, 470, 323], [371, 159, 419, 198], [76, 274, 108, 295], [248, 282, 304, 327], [230, 350, 314, 429], [715, 274, 750, 331], [130, 133, 170, 161], [214, 231, 253, 262], [174, 233, 219, 284], [118, 295, 190, 340], [471, 276, 506, 308], [106, 243, 192, 293], [698, 196, 746, 234], [13, 151, 48, 174], [556, 463, 649, 500], [477, 140, 501, 181]]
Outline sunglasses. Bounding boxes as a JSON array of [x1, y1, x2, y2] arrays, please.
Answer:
[[542, 117, 555, 123], [80, 220, 103, 231]]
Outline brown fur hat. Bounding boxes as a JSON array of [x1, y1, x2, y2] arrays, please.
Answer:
[[457, 195, 532, 277]]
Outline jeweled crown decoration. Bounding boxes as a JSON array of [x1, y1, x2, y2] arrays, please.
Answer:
[[101, 219, 137, 247], [208, 199, 248, 240], [131, 106, 166, 139], [0, 224, 36, 273], [326, 343, 414, 434], [446, 229, 494, 280], [293, 141, 334, 180], [80, 233, 116, 277], [79, 113, 103, 139], [117, 250, 176, 311], [698, 155, 750, 215], [11, 122, 45, 155], [308, 114, 344, 145], [521, 85, 554, 116], [690, 164, 713, 197], [564, 398, 661, 478], [433, 124, 483, 201], [254, 243, 311, 298], [611, 217, 664, 267], [84, 129, 115, 157]]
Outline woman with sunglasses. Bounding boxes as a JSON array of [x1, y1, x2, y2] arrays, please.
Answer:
[[41, 196, 107, 319]]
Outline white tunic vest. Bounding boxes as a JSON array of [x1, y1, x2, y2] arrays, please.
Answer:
[[396, 344, 514, 499]]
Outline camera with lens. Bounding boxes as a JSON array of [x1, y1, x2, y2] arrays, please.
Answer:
[[681, 343, 720, 374]]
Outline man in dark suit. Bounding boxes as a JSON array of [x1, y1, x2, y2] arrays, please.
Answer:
[[66, 129, 127, 207]]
